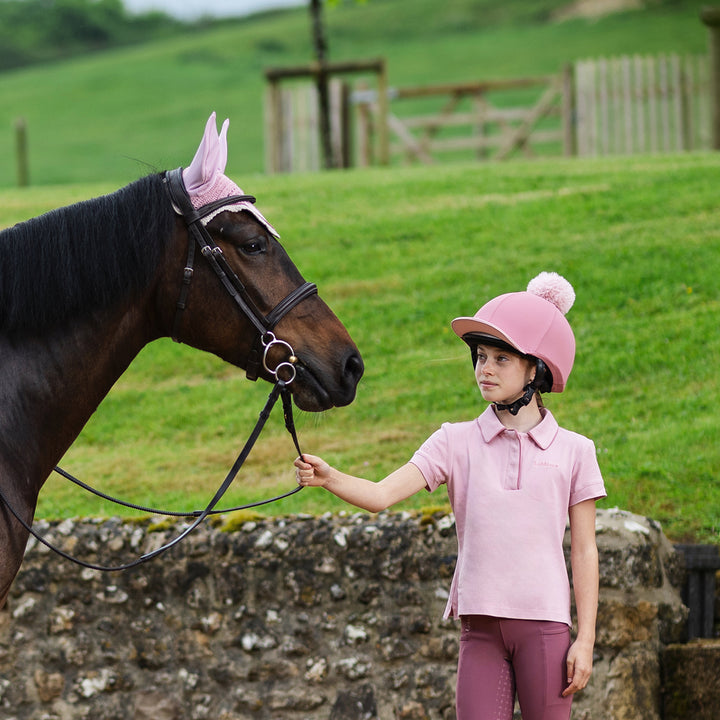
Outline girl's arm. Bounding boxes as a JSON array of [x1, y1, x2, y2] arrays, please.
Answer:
[[294, 454, 428, 513], [562, 498, 600, 697]]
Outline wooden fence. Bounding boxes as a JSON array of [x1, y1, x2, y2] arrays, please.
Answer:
[[265, 78, 347, 172], [264, 58, 388, 173], [353, 72, 571, 166], [574, 54, 710, 156], [263, 53, 712, 172]]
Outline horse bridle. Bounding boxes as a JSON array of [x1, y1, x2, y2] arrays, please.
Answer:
[[163, 167, 318, 382], [0, 170, 321, 572]]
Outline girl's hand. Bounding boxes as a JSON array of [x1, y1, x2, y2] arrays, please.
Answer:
[[294, 454, 331, 487], [562, 639, 593, 697]]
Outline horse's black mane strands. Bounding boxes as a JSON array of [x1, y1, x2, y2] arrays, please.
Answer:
[[0, 173, 175, 336]]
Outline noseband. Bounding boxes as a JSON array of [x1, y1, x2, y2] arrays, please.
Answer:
[[163, 168, 318, 382]]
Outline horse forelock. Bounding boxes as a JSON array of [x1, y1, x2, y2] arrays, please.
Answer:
[[0, 174, 175, 336]]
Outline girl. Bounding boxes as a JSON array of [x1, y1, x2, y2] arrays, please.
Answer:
[[294, 272, 606, 720]]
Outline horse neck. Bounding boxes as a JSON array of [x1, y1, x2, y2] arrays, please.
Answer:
[[0, 298, 154, 494]]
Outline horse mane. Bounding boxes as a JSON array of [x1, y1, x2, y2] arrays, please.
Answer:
[[0, 173, 176, 336]]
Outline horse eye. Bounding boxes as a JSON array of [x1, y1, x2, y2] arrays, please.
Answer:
[[238, 240, 265, 256]]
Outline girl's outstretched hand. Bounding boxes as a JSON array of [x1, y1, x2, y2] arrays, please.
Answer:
[[294, 454, 331, 487], [293, 458, 425, 512]]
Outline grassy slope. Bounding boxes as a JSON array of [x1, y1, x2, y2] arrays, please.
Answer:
[[0, 1, 718, 541], [2, 151, 718, 542], [0, 0, 711, 187]]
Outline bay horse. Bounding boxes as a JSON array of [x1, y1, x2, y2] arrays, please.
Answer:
[[0, 165, 363, 609]]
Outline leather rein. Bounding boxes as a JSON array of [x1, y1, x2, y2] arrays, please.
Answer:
[[0, 169, 319, 572]]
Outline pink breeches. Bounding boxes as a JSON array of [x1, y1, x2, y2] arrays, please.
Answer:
[[456, 615, 573, 720]]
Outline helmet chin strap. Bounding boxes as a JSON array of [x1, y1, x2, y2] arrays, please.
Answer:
[[490, 357, 552, 416], [493, 382, 537, 416]]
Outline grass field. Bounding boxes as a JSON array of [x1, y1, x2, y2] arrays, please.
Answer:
[[1, 0, 718, 542], [0, 0, 712, 187], [2, 152, 718, 543]]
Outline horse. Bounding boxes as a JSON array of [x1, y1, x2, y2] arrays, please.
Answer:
[[0, 168, 364, 609]]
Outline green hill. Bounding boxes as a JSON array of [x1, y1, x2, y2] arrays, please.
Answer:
[[2, 151, 718, 543], [0, 0, 712, 187]]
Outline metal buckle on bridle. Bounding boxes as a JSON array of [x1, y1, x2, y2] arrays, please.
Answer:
[[261, 332, 297, 385]]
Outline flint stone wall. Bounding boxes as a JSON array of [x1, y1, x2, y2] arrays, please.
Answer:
[[0, 507, 689, 720]]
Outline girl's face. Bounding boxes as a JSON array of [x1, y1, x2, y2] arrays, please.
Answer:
[[474, 344, 535, 406]]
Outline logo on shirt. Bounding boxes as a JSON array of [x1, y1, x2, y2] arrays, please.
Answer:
[[534, 460, 560, 469]]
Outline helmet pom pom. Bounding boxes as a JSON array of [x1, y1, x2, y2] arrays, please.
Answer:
[[527, 272, 575, 315]]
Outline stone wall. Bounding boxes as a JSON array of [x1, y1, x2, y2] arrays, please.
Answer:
[[0, 508, 689, 720], [662, 640, 720, 720]]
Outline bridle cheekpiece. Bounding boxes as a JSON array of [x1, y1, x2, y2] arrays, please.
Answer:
[[163, 168, 318, 383]]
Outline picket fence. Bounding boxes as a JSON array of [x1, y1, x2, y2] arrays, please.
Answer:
[[574, 53, 710, 156]]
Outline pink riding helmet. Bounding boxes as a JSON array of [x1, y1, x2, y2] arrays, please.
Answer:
[[451, 272, 576, 392]]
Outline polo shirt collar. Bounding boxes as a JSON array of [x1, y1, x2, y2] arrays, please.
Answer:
[[477, 405, 559, 449]]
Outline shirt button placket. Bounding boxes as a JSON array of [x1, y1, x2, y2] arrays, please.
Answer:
[[505, 430, 521, 490]]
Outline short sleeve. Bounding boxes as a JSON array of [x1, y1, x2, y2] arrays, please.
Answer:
[[410, 425, 450, 493], [569, 437, 607, 506]]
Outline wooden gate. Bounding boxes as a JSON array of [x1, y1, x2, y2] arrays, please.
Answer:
[[353, 71, 571, 166], [574, 54, 710, 155]]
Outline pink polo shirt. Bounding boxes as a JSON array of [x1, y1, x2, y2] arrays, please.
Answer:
[[410, 405, 606, 626]]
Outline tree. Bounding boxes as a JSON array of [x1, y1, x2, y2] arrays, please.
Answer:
[[309, 0, 333, 169], [308, 0, 366, 169]]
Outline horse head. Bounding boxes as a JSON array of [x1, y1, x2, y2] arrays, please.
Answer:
[[157, 114, 363, 411]]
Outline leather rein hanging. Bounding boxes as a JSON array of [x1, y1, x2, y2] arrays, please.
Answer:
[[1, 169, 319, 572]]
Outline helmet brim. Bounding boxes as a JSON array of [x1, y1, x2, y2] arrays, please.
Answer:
[[451, 317, 527, 356]]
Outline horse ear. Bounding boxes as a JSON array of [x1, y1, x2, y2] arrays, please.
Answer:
[[183, 112, 229, 194], [217, 116, 230, 168]]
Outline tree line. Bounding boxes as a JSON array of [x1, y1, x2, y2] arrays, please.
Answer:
[[0, 0, 199, 72]]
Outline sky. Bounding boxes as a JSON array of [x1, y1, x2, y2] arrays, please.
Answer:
[[122, 0, 306, 21]]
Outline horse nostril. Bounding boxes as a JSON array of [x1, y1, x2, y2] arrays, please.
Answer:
[[344, 349, 364, 384]]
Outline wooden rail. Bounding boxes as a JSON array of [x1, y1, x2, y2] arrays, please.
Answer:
[[263, 52, 713, 173]]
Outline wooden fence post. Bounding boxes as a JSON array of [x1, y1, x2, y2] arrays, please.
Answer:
[[701, 7, 720, 150], [15, 117, 29, 187], [562, 63, 577, 156], [264, 78, 282, 173], [376, 58, 390, 166]]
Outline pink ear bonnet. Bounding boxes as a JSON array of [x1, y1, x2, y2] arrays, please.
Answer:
[[182, 112, 278, 237], [451, 272, 576, 392]]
